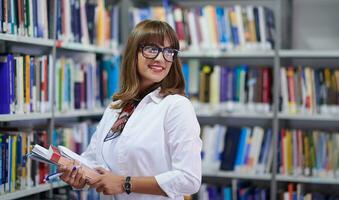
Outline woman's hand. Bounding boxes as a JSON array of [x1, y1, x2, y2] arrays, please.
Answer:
[[87, 167, 125, 195], [58, 160, 87, 189]]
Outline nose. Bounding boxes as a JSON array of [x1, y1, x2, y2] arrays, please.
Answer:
[[154, 50, 165, 61]]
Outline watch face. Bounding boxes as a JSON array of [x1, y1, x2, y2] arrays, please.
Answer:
[[124, 176, 132, 194]]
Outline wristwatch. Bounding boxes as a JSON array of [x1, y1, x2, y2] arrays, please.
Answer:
[[123, 176, 132, 194]]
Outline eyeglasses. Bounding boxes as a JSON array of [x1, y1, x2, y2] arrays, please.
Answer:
[[140, 44, 179, 62]]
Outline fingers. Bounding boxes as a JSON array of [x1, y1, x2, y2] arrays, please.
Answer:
[[96, 185, 105, 193], [59, 163, 73, 182], [78, 176, 87, 188], [59, 161, 82, 187], [74, 166, 83, 185], [95, 167, 107, 174]]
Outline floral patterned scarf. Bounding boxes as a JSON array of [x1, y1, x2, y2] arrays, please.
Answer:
[[104, 102, 138, 142]]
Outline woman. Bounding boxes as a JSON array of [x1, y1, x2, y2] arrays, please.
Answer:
[[59, 19, 202, 200]]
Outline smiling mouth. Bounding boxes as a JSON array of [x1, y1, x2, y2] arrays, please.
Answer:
[[148, 64, 165, 71]]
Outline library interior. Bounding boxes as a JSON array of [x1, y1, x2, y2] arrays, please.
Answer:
[[1, 0, 339, 200]]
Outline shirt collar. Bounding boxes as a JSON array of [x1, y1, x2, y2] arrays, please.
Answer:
[[146, 87, 162, 104]]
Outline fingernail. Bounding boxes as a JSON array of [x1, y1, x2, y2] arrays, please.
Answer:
[[72, 175, 76, 178], [72, 166, 77, 171]]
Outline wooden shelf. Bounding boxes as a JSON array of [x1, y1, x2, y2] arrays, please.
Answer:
[[54, 108, 105, 118], [279, 49, 339, 58], [0, 33, 54, 47], [203, 169, 271, 181], [278, 113, 339, 121], [277, 175, 339, 185], [0, 113, 52, 122], [146, 0, 276, 7], [1, 182, 68, 200], [57, 42, 119, 55], [180, 50, 275, 58], [197, 112, 273, 119]]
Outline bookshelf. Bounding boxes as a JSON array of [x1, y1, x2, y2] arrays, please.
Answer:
[[1, 0, 339, 199], [0, 0, 119, 199], [0, 113, 53, 122], [203, 170, 272, 181], [0, 33, 55, 47], [180, 50, 275, 58], [54, 108, 106, 119], [56, 42, 119, 55], [1, 182, 68, 200], [129, 0, 339, 199]]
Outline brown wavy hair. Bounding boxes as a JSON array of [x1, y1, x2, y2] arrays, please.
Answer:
[[111, 20, 185, 109]]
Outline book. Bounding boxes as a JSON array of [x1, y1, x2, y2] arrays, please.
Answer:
[[28, 144, 99, 180]]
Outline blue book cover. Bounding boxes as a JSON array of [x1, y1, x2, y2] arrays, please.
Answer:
[[226, 67, 233, 101], [182, 63, 190, 96], [8, 54, 15, 114], [223, 187, 232, 200], [220, 67, 228, 102], [75, 0, 82, 43], [220, 127, 242, 170], [37, 1, 44, 38], [86, 3, 96, 44], [235, 128, 248, 169], [111, 56, 121, 95], [138, 8, 152, 23], [232, 67, 238, 101], [260, 129, 272, 170], [230, 9, 239, 46], [207, 185, 219, 200], [32, 0, 39, 37], [70, 0, 76, 42], [56, 0, 62, 40], [216, 7, 227, 46], [0, 56, 10, 114], [253, 7, 261, 42]]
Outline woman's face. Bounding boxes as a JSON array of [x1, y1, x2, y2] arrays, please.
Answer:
[[137, 38, 174, 91]]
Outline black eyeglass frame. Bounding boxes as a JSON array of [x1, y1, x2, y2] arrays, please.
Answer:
[[139, 44, 180, 62]]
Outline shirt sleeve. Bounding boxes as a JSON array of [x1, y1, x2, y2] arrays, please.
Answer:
[[155, 97, 202, 199]]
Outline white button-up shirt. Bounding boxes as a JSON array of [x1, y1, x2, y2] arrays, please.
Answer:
[[81, 88, 202, 200]]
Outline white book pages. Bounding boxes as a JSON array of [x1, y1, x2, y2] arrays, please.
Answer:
[[58, 145, 96, 169]]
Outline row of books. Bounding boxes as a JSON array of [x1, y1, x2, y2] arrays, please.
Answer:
[[0, 53, 120, 114], [201, 125, 273, 174], [0, 130, 47, 194], [55, 55, 120, 112], [183, 61, 272, 114], [278, 129, 339, 178], [55, 0, 119, 48], [0, 54, 52, 114], [281, 183, 339, 200], [280, 66, 339, 115], [0, 0, 119, 48], [0, 121, 97, 194], [0, 0, 52, 38], [201, 124, 339, 179], [199, 183, 269, 200], [130, 5, 275, 51]]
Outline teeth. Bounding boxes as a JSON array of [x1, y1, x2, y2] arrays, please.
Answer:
[[149, 65, 163, 70]]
